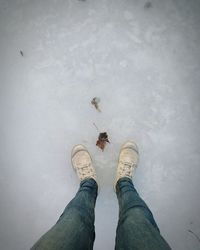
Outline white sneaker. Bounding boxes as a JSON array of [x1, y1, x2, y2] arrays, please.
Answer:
[[71, 144, 97, 181], [114, 141, 139, 191]]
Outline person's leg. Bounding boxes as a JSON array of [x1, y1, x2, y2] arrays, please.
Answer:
[[115, 177, 171, 250], [31, 145, 98, 250], [31, 178, 97, 250], [114, 141, 171, 250]]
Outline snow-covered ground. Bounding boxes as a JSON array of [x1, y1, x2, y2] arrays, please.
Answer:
[[0, 0, 200, 249]]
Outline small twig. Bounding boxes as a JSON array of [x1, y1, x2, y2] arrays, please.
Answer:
[[93, 122, 100, 132], [188, 229, 200, 243]]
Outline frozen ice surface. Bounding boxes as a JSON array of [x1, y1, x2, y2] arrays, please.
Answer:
[[0, 0, 200, 249]]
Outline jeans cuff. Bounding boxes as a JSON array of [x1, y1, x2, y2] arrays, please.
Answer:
[[80, 178, 98, 193], [116, 177, 134, 194]]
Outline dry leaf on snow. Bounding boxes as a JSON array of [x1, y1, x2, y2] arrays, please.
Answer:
[[96, 132, 110, 151]]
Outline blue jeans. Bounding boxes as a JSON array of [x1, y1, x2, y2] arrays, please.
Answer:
[[31, 178, 171, 250]]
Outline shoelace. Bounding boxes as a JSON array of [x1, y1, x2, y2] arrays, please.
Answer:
[[77, 163, 94, 178], [119, 161, 135, 177]]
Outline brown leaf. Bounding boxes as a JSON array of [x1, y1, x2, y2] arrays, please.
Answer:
[[96, 132, 110, 151], [91, 97, 101, 112]]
